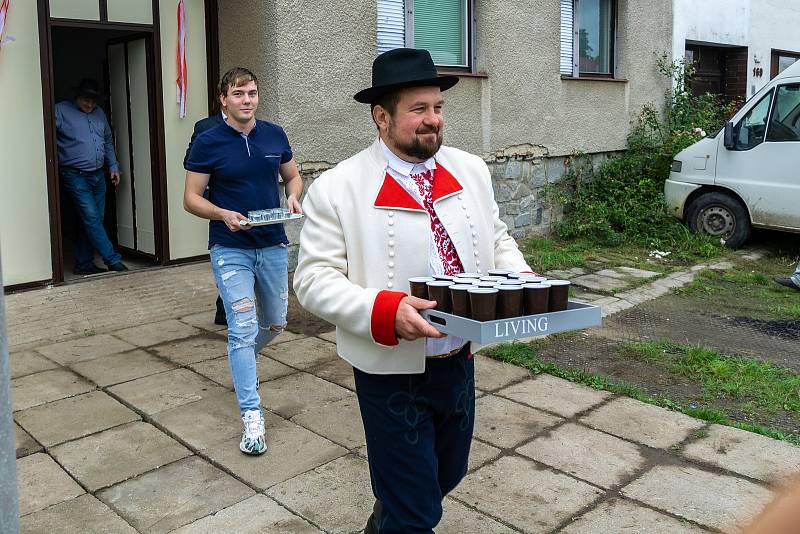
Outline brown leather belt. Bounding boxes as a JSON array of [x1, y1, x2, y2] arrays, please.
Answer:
[[427, 343, 468, 359]]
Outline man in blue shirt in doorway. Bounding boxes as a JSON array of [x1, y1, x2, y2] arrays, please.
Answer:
[[183, 67, 304, 455], [55, 78, 128, 275]]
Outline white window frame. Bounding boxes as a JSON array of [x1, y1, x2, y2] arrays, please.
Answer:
[[377, 0, 476, 72], [561, 0, 617, 78]]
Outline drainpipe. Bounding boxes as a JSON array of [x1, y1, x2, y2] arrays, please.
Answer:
[[0, 252, 20, 533]]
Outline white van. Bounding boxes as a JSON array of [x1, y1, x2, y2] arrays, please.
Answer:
[[665, 60, 800, 248]]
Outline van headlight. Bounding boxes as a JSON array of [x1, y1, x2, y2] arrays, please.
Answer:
[[671, 160, 682, 172]]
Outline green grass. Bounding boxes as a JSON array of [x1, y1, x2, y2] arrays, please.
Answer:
[[674, 268, 800, 320], [618, 340, 800, 415], [524, 236, 729, 276], [486, 341, 800, 446]]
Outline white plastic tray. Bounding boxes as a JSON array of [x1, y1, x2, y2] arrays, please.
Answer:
[[421, 301, 601, 344], [240, 213, 304, 226]]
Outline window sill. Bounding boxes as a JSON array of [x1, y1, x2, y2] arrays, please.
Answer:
[[437, 68, 489, 79], [561, 75, 628, 83]]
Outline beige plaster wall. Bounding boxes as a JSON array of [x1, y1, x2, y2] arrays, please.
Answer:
[[0, 1, 53, 286], [159, 0, 211, 260], [219, 0, 672, 163]]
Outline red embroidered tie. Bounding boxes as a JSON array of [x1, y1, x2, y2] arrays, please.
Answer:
[[410, 169, 464, 276]]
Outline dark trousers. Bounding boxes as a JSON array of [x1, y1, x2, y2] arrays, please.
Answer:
[[354, 345, 475, 534]]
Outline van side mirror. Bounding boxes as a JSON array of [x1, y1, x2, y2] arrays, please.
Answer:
[[723, 121, 736, 150]]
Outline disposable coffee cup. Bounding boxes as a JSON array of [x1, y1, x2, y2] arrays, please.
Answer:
[[427, 280, 454, 313], [513, 274, 547, 283], [449, 284, 473, 318], [408, 276, 435, 299], [474, 281, 497, 288], [480, 276, 505, 282], [468, 288, 499, 322], [547, 280, 570, 312], [523, 282, 550, 315], [498, 279, 526, 286], [455, 272, 481, 280], [487, 269, 512, 277], [496, 285, 524, 319], [433, 274, 456, 282]]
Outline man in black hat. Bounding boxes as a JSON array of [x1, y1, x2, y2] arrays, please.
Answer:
[[55, 78, 128, 274], [294, 48, 531, 533]]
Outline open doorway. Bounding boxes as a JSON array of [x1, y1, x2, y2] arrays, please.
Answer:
[[51, 26, 162, 281]]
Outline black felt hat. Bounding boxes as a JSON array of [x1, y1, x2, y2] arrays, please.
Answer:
[[354, 48, 459, 104], [75, 78, 103, 101]]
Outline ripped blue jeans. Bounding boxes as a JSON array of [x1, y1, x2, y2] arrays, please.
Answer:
[[210, 244, 289, 414]]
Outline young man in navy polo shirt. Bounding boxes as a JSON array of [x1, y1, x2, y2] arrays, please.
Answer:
[[183, 67, 303, 455]]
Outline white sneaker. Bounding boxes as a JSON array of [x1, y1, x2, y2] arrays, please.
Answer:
[[240, 410, 267, 455]]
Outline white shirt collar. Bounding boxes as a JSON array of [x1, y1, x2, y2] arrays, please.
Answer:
[[380, 138, 436, 177]]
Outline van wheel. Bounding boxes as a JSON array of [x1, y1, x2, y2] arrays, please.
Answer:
[[686, 192, 751, 249]]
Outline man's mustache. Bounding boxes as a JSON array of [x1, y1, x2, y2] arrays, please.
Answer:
[[416, 127, 440, 134]]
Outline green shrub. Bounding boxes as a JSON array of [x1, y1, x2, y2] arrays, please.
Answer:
[[545, 55, 738, 251]]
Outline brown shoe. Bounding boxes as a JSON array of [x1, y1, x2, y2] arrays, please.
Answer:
[[774, 277, 800, 291]]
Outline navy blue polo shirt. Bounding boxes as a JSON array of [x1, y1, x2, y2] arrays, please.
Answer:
[[185, 120, 293, 249]]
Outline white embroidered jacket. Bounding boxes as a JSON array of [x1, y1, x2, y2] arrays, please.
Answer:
[[293, 139, 531, 374]]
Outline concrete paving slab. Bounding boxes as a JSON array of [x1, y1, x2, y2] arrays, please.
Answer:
[[98, 456, 254, 534], [267, 454, 373, 533], [262, 372, 352, 419], [19, 494, 137, 534], [473, 354, 531, 392], [14, 422, 42, 458], [316, 330, 337, 344], [189, 356, 296, 390], [266, 329, 308, 345], [11, 369, 95, 412], [622, 465, 773, 531], [561, 497, 707, 533], [580, 397, 704, 449], [261, 336, 338, 370], [594, 269, 626, 279], [113, 319, 202, 348], [617, 266, 661, 278], [497, 374, 611, 418], [150, 335, 228, 365], [468, 439, 501, 472], [16, 453, 85, 516], [8, 350, 58, 379], [682, 424, 800, 482], [572, 274, 629, 291], [179, 311, 228, 332], [171, 494, 322, 533], [311, 357, 356, 391], [291, 396, 365, 449], [206, 412, 347, 490], [439, 497, 517, 533], [571, 290, 606, 303], [35, 334, 137, 365], [452, 456, 602, 532], [473, 394, 562, 449], [108, 368, 225, 415], [150, 390, 242, 451], [70, 349, 177, 387], [50, 422, 191, 492], [14, 391, 139, 447], [518, 423, 645, 488]]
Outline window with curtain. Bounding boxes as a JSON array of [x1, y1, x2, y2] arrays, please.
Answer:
[[560, 0, 616, 77], [377, 0, 471, 69]]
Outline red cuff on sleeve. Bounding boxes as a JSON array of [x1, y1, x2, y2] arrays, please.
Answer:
[[371, 290, 407, 346]]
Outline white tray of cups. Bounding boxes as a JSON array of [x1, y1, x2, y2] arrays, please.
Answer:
[[240, 208, 304, 226], [414, 270, 601, 344]]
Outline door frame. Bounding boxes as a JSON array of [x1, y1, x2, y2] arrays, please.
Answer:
[[36, 0, 219, 284]]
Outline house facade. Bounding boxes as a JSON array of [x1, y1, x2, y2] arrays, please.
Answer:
[[3, 0, 675, 289]]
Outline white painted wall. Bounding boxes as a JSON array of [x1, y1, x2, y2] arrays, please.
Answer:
[[673, 0, 800, 98], [0, 1, 53, 286]]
